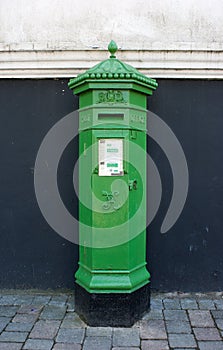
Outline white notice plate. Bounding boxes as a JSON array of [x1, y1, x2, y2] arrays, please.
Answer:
[[98, 139, 124, 176]]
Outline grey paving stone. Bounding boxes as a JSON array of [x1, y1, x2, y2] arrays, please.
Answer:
[[53, 344, 81, 350], [141, 339, 169, 350], [212, 310, 223, 319], [17, 305, 43, 314], [82, 336, 112, 350], [164, 310, 188, 322], [168, 333, 196, 348], [40, 306, 67, 320], [0, 295, 17, 305], [12, 313, 38, 324], [193, 327, 221, 340], [112, 348, 140, 350], [214, 299, 223, 310], [163, 298, 181, 310], [215, 293, 223, 298], [56, 328, 85, 344], [0, 343, 22, 350], [32, 295, 51, 305], [216, 318, 223, 330], [6, 322, 33, 332], [180, 298, 198, 310], [48, 295, 68, 307], [0, 331, 28, 342], [188, 310, 215, 327], [133, 320, 141, 328], [86, 326, 112, 337], [152, 293, 165, 299], [150, 299, 163, 310], [61, 313, 85, 328], [142, 309, 163, 320], [23, 338, 54, 350], [14, 295, 34, 305], [197, 299, 216, 310], [29, 320, 61, 339], [67, 296, 75, 312], [0, 317, 11, 332], [140, 320, 167, 339], [113, 328, 140, 347], [0, 306, 18, 317], [198, 341, 223, 350], [165, 320, 192, 334]]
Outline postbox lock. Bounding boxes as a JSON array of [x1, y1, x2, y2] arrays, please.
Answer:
[[128, 179, 137, 191]]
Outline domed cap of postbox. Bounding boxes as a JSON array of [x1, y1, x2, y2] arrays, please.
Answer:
[[68, 41, 158, 95]]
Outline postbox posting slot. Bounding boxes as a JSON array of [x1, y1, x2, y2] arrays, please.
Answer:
[[98, 113, 124, 120]]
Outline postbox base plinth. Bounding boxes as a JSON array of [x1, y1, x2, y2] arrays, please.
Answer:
[[74, 283, 150, 327]]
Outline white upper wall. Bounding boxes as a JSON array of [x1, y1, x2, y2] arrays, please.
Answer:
[[0, 0, 223, 78], [1, 0, 223, 50]]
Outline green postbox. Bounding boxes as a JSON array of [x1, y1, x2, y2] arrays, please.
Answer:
[[68, 41, 158, 326]]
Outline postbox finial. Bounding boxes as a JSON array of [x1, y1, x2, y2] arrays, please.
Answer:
[[108, 40, 118, 58]]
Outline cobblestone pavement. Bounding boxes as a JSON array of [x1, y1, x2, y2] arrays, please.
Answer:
[[0, 291, 223, 349]]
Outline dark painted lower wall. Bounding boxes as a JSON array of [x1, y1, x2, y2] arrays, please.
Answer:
[[0, 79, 222, 291]]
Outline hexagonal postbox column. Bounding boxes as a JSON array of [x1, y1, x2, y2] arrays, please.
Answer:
[[68, 41, 158, 326]]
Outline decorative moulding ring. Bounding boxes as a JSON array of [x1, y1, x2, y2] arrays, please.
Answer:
[[0, 49, 222, 79]]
